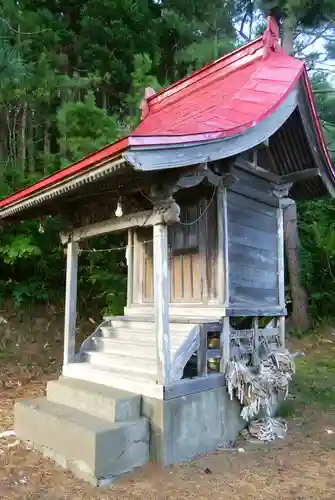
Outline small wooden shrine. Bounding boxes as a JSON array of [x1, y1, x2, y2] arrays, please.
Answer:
[[0, 17, 334, 485]]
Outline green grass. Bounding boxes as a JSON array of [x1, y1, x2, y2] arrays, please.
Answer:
[[276, 399, 296, 418], [281, 351, 335, 415]]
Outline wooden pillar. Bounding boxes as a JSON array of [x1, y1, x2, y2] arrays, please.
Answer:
[[126, 229, 134, 307], [216, 186, 225, 304], [223, 187, 229, 305], [197, 325, 208, 377], [277, 201, 286, 348], [153, 223, 171, 385], [278, 316, 286, 348], [277, 202, 285, 310], [252, 316, 260, 367], [220, 316, 230, 372], [63, 240, 79, 366]]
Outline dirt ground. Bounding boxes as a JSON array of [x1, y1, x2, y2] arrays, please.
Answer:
[[0, 311, 335, 500]]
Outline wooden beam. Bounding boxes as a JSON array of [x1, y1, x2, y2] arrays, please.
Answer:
[[61, 209, 166, 244], [63, 240, 79, 366], [235, 157, 280, 183], [279, 168, 320, 184], [228, 181, 280, 207], [227, 306, 287, 316], [163, 373, 226, 400], [235, 157, 320, 188], [153, 223, 171, 386]]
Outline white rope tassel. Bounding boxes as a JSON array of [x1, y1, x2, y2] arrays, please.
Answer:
[[225, 348, 297, 441]]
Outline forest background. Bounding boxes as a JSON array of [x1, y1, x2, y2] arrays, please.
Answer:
[[0, 0, 334, 323]]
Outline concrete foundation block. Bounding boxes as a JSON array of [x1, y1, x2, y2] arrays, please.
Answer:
[[15, 397, 149, 483], [142, 385, 245, 464], [47, 377, 141, 422]]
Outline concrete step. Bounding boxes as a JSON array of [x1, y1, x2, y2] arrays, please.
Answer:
[[100, 325, 155, 340], [15, 397, 149, 486], [63, 362, 164, 399], [103, 319, 197, 333], [82, 351, 157, 378], [47, 377, 141, 423], [98, 327, 188, 345], [92, 337, 179, 357], [104, 320, 156, 331]]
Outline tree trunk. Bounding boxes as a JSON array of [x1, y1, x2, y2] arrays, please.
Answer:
[[20, 102, 27, 173], [27, 107, 35, 174], [0, 109, 6, 181], [102, 88, 108, 113], [283, 16, 295, 55], [44, 120, 50, 175], [281, 15, 310, 331], [283, 203, 310, 331]]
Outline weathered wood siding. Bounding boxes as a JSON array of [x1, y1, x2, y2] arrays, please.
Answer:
[[227, 170, 279, 307], [132, 195, 218, 305]]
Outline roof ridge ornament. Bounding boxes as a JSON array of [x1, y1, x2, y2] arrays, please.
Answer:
[[263, 16, 282, 58], [140, 87, 156, 120]]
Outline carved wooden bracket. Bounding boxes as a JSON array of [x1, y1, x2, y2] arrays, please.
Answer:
[[172, 162, 239, 193], [271, 182, 293, 199]]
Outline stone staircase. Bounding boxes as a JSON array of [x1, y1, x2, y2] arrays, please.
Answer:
[[15, 377, 149, 486], [76, 317, 199, 387]]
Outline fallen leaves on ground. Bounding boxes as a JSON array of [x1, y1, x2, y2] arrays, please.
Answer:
[[0, 316, 334, 499]]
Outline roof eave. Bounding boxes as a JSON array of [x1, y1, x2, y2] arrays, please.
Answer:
[[297, 71, 335, 198], [0, 156, 127, 220], [0, 137, 130, 212]]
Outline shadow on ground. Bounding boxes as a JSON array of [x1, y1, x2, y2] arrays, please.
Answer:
[[0, 311, 335, 500]]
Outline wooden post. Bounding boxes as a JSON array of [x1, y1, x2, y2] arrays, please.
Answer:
[[126, 229, 134, 307], [278, 316, 286, 348], [197, 325, 208, 377], [63, 240, 79, 366], [153, 223, 171, 385], [223, 187, 229, 305], [277, 201, 286, 348], [252, 316, 260, 367], [216, 186, 225, 304], [220, 316, 230, 372], [277, 202, 285, 310]]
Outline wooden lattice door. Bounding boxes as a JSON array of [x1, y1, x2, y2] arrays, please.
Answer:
[[137, 198, 217, 304], [169, 204, 203, 302]]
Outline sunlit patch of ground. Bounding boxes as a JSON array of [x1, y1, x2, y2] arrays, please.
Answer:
[[0, 319, 335, 500]]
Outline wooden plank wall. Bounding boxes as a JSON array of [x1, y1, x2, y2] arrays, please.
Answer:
[[132, 196, 218, 305], [227, 171, 279, 307]]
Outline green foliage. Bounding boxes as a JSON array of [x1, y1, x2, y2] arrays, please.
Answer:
[[256, 0, 335, 26], [57, 92, 121, 163], [299, 199, 335, 319], [0, 0, 334, 324], [78, 234, 127, 316], [0, 235, 41, 264], [124, 53, 162, 130], [0, 0, 237, 313]]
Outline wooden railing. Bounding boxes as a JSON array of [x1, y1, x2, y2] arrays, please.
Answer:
[[194, 316, 284, 377]]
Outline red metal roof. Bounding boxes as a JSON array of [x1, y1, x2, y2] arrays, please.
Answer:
[[0, 17, 332, 210], [131, 40, 304, 144]]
